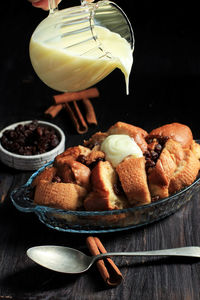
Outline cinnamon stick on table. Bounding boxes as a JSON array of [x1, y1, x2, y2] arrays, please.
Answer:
[[86, 236, 123, 287], [82, 98, 97, 125], [45, 88, 99, 133], [53, 88, 99, 105], [65, 101, 88, 134], [44, 104, 63, 118]]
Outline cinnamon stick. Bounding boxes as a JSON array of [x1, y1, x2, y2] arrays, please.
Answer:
[[0, 193, 7, 203], [86, 236, 123, 287], [44, 104, 63, 118], [53, 88, 99, 104], [82, 98, 97, 125], [65, 101, 88, 134]]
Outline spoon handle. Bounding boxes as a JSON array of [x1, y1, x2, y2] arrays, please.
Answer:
[[92, 247, 200, 262]]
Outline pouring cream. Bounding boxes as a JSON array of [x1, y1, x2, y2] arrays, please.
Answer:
[[30, 23, 133, 93], [29, 2, 133, 93]]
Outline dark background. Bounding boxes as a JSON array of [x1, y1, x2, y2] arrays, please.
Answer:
[[0, 1, 200, 299], [1, 0, 200, 142]]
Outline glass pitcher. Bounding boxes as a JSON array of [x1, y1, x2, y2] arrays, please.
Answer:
[[29, 0, 134, 93]]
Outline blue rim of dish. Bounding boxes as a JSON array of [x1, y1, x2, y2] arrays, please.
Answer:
[[11, 161, 200, 214], [10, 140, 200, 233]]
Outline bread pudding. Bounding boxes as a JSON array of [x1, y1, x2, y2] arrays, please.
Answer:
[[32, 122, 200, 211]]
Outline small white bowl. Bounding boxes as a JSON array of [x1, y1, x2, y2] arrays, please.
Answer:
[[0, 120, 65, 170]]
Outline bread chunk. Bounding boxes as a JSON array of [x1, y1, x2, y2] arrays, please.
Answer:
[[149, 123, 193, 148], [148, 147, 177, 199], [84, 132, 108, 149], [191, 141, 200, 167], [32, 122, 200, 212], [82, 150, 105, 166], [84, 161, 128, 211], [169, 150, 200, 194], [56, 160, 91, 189], [54, 145, 91, 167], [34, 180, 87, 210], [53, 145, 91, 189], [32, 166, 57, 187], [116, 156, 151, 206]]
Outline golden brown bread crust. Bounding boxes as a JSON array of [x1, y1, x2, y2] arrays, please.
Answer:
[[108, 122, 148, 152], [169, 150, 200, 194], [32, 166, 57, 187], [147, 139, 185, 199], [56, 160, 91, 189], [84, 161, 128, 211], [116, 156, 151, 206], [84, 132, 108, 149], [164, 138, 185, 164], [53, 145, 91, 189], [54, 145, 91, 167], [84, 121, 148, 152], [148, 138, 200, 198], [34, 180, 87, 210], [148, 146, 177, 199], [149, 123, 193, 148], [81, 149, 105, 166], [191, 141, 200, 164], [32, 122, 200, 212]]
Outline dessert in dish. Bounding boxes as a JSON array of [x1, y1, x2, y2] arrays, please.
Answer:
[[32, 122, 200, 211]]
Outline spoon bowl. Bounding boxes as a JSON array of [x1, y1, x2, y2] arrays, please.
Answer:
[[27, 245, 200, 274], [27, 246, 93, 274]]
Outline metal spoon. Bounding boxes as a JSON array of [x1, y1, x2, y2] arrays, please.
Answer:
[[27, 246, 200, 274]]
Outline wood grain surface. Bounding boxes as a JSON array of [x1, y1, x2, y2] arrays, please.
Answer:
[[0, 168, 199, 299]]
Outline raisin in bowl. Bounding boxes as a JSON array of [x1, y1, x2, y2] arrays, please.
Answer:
[[0, 120, 65, 170]]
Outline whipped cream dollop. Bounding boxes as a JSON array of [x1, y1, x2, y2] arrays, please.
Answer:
[[101, 134, 143, 167]]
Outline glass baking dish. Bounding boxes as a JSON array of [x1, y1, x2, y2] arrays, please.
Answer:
[[11, 140, 200, 234]]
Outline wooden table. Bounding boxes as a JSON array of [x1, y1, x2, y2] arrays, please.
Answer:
[[0, 1, 200, 299]]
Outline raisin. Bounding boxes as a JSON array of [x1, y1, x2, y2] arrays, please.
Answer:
[[36, 127, 43, 137], [144, 134, 169, 171], [151, 195, 160, 202], [88, 157, 105, 169], [16, 124, 24, 133], [154, 143, 162, 153], [113, 179, 125, 196], [9, 130, 17, 139], [145, 159, 156, 169], [144, 150, 151, 159], [50, 135, 59, 148], [28, 121, 38, 131], [146, 137, 153, 144], [77, 155, 87, 165], [150, 150, 159, 160], [52, 176, 62, 183]]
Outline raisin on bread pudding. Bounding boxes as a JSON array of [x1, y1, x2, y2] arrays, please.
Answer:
[[32, 122, 200, 211]]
